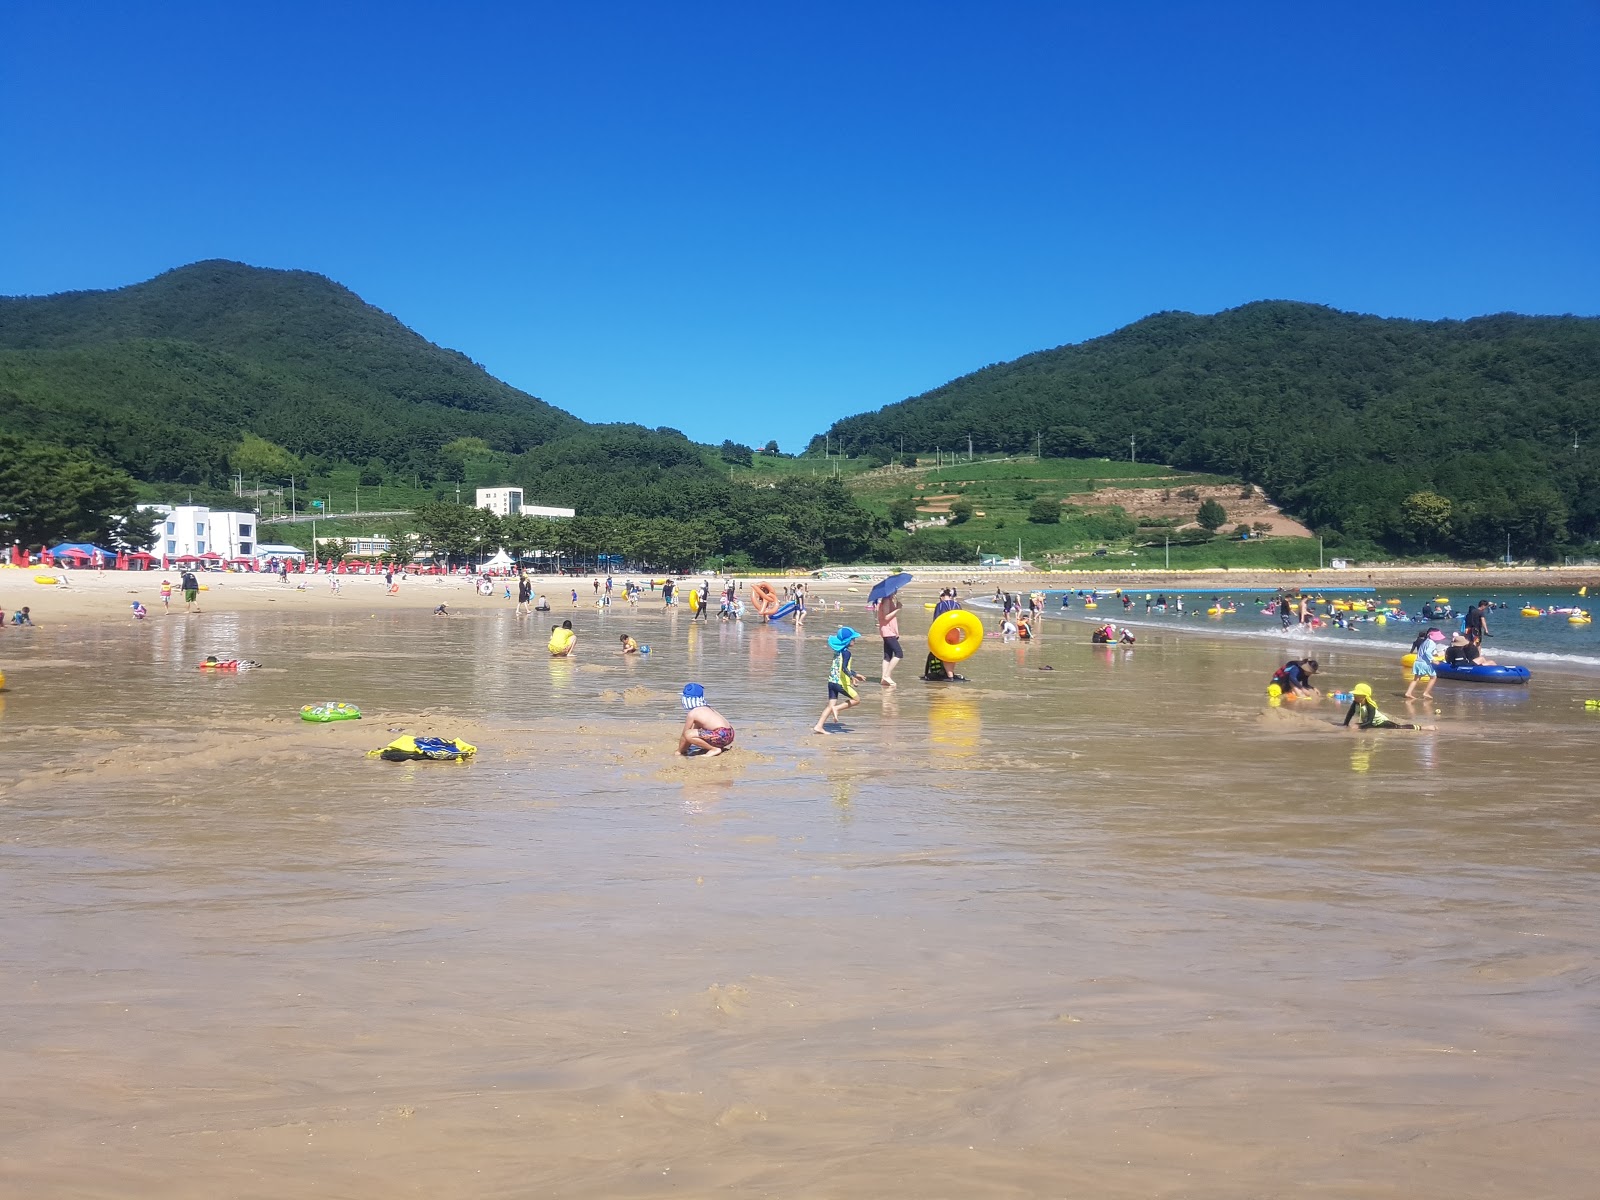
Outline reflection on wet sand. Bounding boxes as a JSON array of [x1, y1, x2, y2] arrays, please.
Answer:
[[1, 605, 1598, 1197]]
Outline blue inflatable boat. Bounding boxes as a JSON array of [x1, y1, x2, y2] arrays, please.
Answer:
[[1433, 662, 1531, 685]]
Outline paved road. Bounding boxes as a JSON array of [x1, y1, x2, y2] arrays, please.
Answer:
[[260, 510, 411, 525]]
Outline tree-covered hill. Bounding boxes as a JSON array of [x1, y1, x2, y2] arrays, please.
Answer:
[[0, 260, 586, 483], [0, 261, 899, 566], [810, 302, 1600, 558]]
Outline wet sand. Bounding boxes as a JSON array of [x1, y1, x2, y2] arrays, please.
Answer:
[[2, 594, 1598, 1197]]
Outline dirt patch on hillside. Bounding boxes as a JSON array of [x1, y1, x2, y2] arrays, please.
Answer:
[[1080, 484, 1314, 537]]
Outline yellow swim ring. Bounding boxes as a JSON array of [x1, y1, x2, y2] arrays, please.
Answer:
[[34, 575, 58, 584], [928, 609, 984, 664], [1082, 601, 1097, 609], [1521, 607, 1542, 617], [1401, 653, 1417, 669], [1433, 596, 1449, 604], [1570, 613, 1592, 625]]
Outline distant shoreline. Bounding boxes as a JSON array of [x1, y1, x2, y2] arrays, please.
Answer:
[[812, 564, 1599, 593], [4, 562, 1591, 630]]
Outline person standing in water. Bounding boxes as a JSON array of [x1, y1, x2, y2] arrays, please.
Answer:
[[678, 683, 735, 756], [1404, 630, 1439, 700], [876, 589, 904, 688], [814, 627, 865, 734]]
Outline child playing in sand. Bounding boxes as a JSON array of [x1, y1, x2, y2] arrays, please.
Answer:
[[678, 683, 735, 756], [620, 634, 640, 654], [131, 601, 147, 620], [160, 579, 173, 611], [1342, 683, 1429, 730], [813, 627, 865, 734]]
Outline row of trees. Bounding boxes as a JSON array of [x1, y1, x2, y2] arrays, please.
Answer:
[[0, 435, 143, 548], [394, 474, 909, 570]]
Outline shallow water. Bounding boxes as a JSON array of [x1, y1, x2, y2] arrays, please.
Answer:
[[2, 604, 1598, 1198], [1038, 586, 1599, 671]]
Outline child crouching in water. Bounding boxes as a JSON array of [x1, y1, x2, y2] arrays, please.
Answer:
[[678, 683, 735, 756]]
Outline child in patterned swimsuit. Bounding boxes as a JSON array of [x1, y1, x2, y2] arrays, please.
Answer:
[[678, 683, 735, 756]]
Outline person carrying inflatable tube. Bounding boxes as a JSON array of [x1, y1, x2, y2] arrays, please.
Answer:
[[927, 609, 983, 665], [1342, 683, 1422, 730], [751, 582, 779, 619], [678, 683, 735, 756], [548, 620, 576, 656], [814, 627, 865, 734]]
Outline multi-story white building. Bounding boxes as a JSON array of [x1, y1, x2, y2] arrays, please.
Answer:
[[475, 487, 574, 519], [145, 505, 259, 560], [475, 487, 523, 517]]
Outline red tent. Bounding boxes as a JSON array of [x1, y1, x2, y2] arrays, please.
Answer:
[[10, 544, 25, 567], [125, 551, 156, 571]]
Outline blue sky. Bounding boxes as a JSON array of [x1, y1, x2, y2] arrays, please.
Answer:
[[3, 1, 1596, 452]]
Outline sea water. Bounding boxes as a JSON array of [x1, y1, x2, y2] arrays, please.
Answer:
[[1, 604, 1597, 1197], [1035, 587, 1599, 672]]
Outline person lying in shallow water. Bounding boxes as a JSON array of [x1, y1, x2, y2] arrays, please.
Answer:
[[1341, 683, 1428, 730]]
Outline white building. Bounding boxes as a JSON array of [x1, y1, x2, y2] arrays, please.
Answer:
[[314, 535, 393, 557], [145, 505, 260, 560], [475, 486, 574, 520], [255, 543, 307, 563], [476, 487, 523, 516]]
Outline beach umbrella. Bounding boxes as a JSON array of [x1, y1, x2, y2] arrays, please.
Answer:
[[868, 572, 913, 604]]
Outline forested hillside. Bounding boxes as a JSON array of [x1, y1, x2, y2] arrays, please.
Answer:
[[0, 260, 586, 483], [0, 261, 898, 565], [812, 303, 1600, 558]]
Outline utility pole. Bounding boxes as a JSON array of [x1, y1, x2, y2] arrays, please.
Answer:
[[967, 435, 973, 461], [290, 476, 296, 516], [1130, 435, 1137, 464], [1036, 432, 1041, 460], [1165, 536, 1170, 570]]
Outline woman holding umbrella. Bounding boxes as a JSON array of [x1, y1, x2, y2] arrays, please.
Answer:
[[870, 572, 912, 688]]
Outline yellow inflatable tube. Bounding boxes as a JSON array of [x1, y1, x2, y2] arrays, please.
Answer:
[[928, 609, 984, 664]]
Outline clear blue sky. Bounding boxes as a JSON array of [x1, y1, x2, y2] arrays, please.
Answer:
[[4, 2, 1596, 452]]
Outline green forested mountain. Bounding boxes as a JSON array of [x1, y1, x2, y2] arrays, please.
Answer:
[[0, 261, 896, 565], [0, 260, 586, 483], [811, 302, 1600, 558]]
